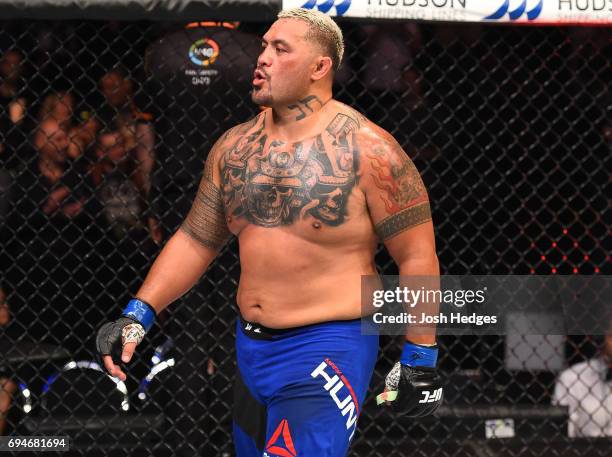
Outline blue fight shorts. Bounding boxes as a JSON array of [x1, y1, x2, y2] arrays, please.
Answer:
[[233, 316, 379, 457]]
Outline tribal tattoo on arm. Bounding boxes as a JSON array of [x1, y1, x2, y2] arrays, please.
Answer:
[[365, 140, 431, 241], [180, 140, 232, 250]]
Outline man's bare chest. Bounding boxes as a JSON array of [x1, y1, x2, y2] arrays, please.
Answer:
[[219, 114, 360, 228]]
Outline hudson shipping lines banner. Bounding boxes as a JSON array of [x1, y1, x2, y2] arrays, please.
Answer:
[[284, 0, 612, 24]]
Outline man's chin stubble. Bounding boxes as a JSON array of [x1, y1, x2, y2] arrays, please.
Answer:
[[251, 90, 271, 107]]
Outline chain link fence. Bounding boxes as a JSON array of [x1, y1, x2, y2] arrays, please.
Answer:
[[0, 12, 610, 457]]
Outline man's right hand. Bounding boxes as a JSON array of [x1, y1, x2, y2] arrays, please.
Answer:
[[96, 298, 157, 381], [96, 317, 145, 381]]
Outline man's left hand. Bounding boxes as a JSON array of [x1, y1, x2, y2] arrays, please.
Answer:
[[377, 341, 443, 417]]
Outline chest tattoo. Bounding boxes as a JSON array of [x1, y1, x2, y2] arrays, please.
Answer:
[[220, 113, 361, 227]]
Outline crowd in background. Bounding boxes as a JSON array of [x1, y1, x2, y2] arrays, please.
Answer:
[[0, 37, 169, 436], [0, 20, 610, 443]]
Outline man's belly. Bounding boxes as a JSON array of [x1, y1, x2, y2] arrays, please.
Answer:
[[236, 227, 378, 328], [237, 275, 369, 328]]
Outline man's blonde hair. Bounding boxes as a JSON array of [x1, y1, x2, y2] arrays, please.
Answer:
[[277, 8, 344, 72]]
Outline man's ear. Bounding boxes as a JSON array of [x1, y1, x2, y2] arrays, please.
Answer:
[[311, 56, 333, 82]]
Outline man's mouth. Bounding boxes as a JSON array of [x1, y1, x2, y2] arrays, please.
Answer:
[[253, 69, 267, 86]]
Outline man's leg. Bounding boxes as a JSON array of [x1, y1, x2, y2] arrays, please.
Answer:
[[262, 357, 368, 457], [233, 369, 267, 457], [233, 319, 379, 457], [233, 359, 367, 457]]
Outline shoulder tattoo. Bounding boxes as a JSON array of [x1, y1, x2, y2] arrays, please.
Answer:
[[367, 143, 431, 240]]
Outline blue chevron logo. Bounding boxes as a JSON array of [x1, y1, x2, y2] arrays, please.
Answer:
[[301, 0, 352, 17], [485, 0, 543, 21]]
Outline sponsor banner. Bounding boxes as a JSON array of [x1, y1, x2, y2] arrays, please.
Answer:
[[283, 0, 612, 24], [360, 275, 611, 335]]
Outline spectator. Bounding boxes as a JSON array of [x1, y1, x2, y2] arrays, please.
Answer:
[[39, 91, 74, 129], [98, 68, 155, 192], [4, 118, 96, 355], [1, 49, 31, 227], [553, 331, 612, 437], [90, 131, 152, 239], [87, 68, 159, 243], [0, 49, 30, 172], [83, 130, 160, 314], [0, 287, 17, 436], [30, 119, 86, 219], [38, 91, 97, 160]]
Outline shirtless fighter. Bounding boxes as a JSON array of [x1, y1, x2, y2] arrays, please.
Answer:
[[97, 8, 443, 456]]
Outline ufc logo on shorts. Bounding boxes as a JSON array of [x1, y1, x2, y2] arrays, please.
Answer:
[[419, 387, 443, 404]]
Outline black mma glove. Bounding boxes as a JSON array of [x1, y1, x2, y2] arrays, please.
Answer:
[[376, 341, 443, 417], [96, 298, 156, 368]]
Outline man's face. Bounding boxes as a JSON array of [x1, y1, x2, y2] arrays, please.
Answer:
[[252, 19, 318, 107]]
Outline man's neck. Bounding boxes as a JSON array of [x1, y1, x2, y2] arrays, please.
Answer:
[[275, 92, 333, 120], [269, 92, 333, 138]]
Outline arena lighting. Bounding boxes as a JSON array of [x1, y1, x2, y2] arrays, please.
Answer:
[[17, 382, 33, 414]]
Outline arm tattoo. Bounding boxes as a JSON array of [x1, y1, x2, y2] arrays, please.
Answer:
[[375, 203, 431, 241], [368, 144, 432, 240], [288, 95, 324, 121], [180, 179, 231, 250]]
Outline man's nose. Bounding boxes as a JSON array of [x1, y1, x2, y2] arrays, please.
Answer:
[[257, 48, 271, 68]]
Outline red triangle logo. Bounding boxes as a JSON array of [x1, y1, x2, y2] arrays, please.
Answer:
[[265, 419, 297, 457]]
